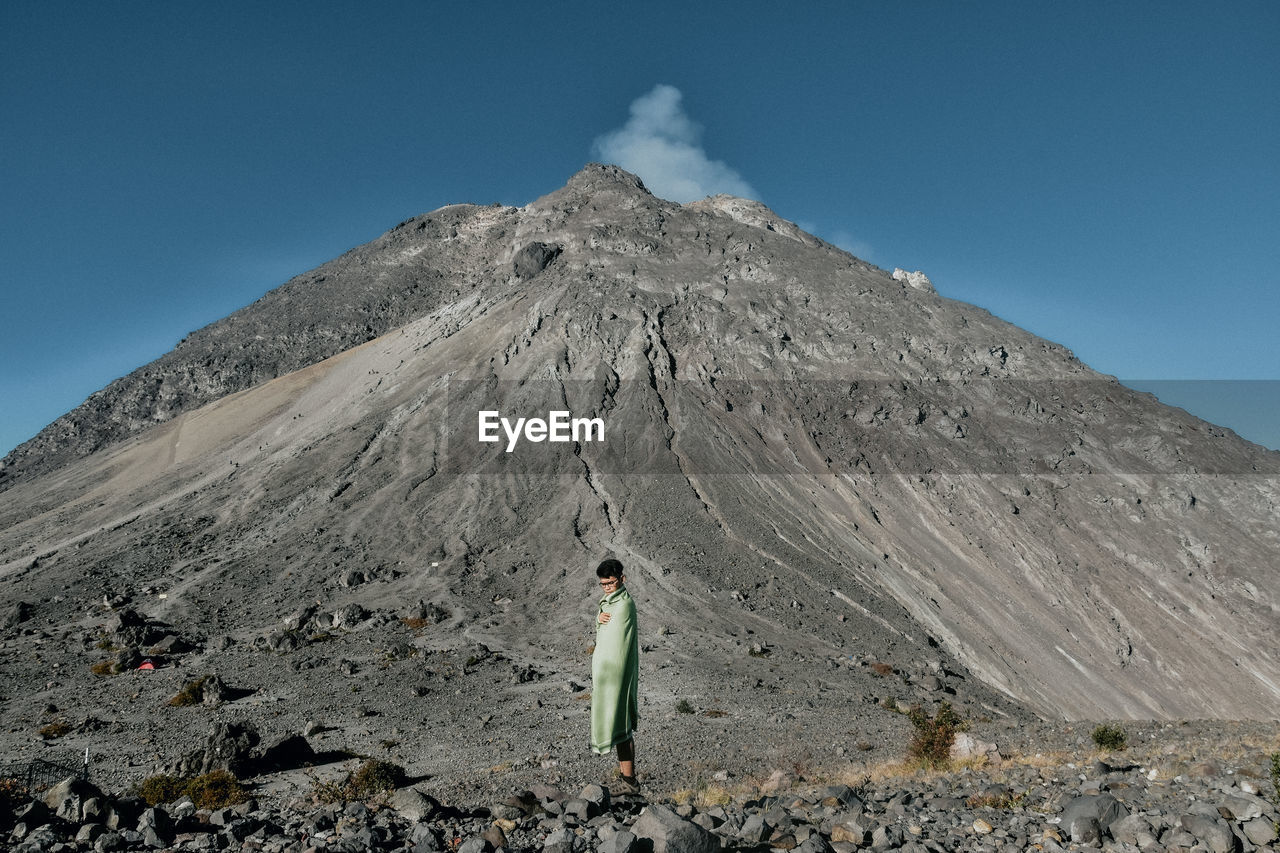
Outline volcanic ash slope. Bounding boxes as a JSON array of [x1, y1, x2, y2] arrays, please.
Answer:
[[2, 167, 1279, 779]]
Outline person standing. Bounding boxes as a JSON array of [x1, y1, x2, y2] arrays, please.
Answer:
[[591, 557, 639, 792]]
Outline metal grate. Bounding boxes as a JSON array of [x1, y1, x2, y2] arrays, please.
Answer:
[[0, 756, 88, 794]]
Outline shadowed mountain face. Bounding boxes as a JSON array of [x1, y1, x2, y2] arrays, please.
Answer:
[[2, 164, 1278, 749]]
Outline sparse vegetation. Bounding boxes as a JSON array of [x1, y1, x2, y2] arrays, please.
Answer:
[[38, 720, 72, 739], [186, 770, 249, 808], [870, 662, 894, 677], [312, 759, 406, 804], [400, 616, 430, 632], [168, 675, 210, 707], [137, 770, 247, 808], [1268, 751, 1280, 830], [89, 660, 114, 676], [1091, 723, 1127, 751], [138, 774, 186, 806], [700, 709, 728, 718], [1, 776, 27, 811], [966, 789, 1026, 809], [675, 699, 696, 714], [671, 782, 732, 808], [906, 701, 964, 770]]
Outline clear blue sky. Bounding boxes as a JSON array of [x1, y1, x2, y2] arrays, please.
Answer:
[[3, 2, 1278, 456]]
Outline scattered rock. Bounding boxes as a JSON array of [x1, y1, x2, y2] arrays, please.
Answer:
[[632, 804, 719, 853]]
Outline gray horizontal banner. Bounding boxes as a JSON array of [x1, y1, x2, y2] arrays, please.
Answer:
[[436, 378, 1280, 476]]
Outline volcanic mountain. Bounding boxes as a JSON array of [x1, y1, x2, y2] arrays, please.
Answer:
[[1, 165, 1277, 790]]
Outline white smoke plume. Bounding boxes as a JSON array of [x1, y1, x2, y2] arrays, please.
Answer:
[[593, 84, 757, 203]]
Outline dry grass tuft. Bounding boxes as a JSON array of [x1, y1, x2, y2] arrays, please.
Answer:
[[39, 721, 72, 739]]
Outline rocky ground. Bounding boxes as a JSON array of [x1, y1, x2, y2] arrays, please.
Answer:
[[4, 720, 1279, 852]]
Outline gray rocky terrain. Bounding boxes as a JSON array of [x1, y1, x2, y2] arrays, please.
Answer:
[[1, 165, 1277, 842]]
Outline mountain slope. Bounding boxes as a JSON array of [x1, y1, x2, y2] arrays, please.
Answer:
[[1, 166, 1277, 785]]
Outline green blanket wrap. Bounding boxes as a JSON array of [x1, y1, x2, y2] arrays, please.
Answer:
[[591, 586, 639, 754]]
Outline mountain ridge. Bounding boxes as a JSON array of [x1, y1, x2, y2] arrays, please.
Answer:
[[1, 165, 1277, 791]]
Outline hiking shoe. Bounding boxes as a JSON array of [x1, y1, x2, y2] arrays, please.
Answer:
[[614, 774, 641, 796]]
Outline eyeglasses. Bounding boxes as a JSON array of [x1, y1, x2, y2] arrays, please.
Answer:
[[599, 578, 621, 588]]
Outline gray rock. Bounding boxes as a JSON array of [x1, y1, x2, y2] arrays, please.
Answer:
[[411, 822, 442, 852], [564, 797, 594, 820], [1068, 815, 1102, 844], [199, 673, 231, 705], [42, 776, 104, 822], [1109, 813, 1153, 845], [332, 603, 368, 628], [1219, 792, 1265, 821], [3, 600, 33, 628], [544, 827, 582, 853], [172, 719, 259, 776], [1179, 813, 1238, 853], [1242, 817, 1278, 846], [1060, 793, 1128, 832], [599, 829, 637, 853], [795, 833, 834, 853], [94, 832, 126, 853], [137, 806, 172, 842], [819, 786, 862, 809], [252, 732, 316, 773], [76, 823, 105, 843], [491, 803, 526, 821], [870, 824, 899, 850], [737, 812, 770, 842], [580, 784, 610, 810], [632, 804, 719, 853], [482, 824, 507, 850], [513, 242, 563, 279]]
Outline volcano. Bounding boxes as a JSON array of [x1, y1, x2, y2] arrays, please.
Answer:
[[2, 165, 1277, 791]]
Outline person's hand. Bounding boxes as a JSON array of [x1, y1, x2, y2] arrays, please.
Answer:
[[597, 612, 611, 624]]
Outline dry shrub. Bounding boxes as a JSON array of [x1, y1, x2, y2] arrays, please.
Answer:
[[39, 721, 72, 739], [966, 790, 1025, 809], [313, 759, 406, 803], [137, 771, 247, 808], [869, 662, 893, 677], [137, 774, 188, 806], [906, 701, 964, 769], [185, 770, 248, 808], [0, 776, 27, 811], [1091, 724, 1127, 751], [89, 660, 114, 676]]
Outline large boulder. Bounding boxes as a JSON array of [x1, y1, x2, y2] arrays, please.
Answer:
[[1179, 814, 1239, 853], [42, 776, 105, 823], [172, 720, 259, 776], [251, 733, 316, 774], [389, 787, 440, 823], [3, 601, 33, 629], [631, 804, 719, 853], [1060, 793, 1128, 839]]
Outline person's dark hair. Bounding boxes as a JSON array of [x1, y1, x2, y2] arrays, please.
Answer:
[[596, 558, 624, 579]]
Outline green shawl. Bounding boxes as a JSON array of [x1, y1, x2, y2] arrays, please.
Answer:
[[591, 585, 639, 754]]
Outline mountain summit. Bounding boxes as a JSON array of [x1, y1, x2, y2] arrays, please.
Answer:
[[1, 165, 1277, 787]]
